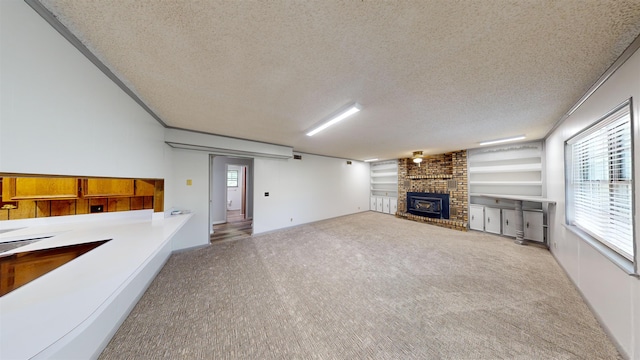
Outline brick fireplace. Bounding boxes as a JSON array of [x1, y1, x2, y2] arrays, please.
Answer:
[[396, 150, 468, 231]]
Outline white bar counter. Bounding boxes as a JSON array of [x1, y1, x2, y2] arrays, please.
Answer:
[[0, 210, 193, 359]]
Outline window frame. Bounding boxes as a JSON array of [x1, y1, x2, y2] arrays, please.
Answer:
[[227, 170, 238, 188], [564, 98, 637, 274]]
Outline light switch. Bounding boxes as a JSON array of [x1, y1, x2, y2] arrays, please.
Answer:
[[186, 179, 192, 186]]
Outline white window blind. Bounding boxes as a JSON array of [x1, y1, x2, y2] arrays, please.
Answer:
[[567, 102, 634, 261]]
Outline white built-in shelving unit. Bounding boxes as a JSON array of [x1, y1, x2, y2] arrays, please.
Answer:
[[468, 142, 543, 197], [370, 160, 398, 214], [467, 141, 549, 244]]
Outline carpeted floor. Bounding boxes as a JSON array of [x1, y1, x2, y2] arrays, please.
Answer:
[[100, 212, 621, 359]]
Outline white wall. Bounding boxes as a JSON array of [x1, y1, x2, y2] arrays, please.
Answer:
[[170, 149, 210, 250], [0, 0, 166, 179], [545, 46, 640, 358], [253, 153, 370, 234], [210, 156, 227, 225]]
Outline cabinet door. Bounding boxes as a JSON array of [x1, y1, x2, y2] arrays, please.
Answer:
[[469, 205, 484, 231], [376, 197, 383, 212], [383, 197, 390, 214], [484, 207, 501, 234], [83, 179, 134, 197], [134, 179, 156, 196], [390, 197, 398, 214], [502, 209, 516, 237], [2, 178, 78, 200], [524, 211, 544, 242]]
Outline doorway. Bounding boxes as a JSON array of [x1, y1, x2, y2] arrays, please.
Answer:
[[209, 155, 253, 243], [225, 164, 247, 223]]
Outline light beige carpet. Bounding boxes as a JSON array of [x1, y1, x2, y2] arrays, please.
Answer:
[[100, 212, 621, 359]]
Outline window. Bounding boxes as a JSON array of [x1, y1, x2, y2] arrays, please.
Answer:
[[227, 170, 238, 187], [566, 99, 634, 262]]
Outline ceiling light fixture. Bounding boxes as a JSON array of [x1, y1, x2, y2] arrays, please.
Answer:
[[479, 135, 526, 146], [412, 151, 423, 166], [306, 103, 361, 137], [364, 158, 378, 162]]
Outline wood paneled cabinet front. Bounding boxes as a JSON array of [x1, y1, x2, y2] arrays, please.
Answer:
[[2, 178, 79, 200], [134, 180, 156, 196], [82, 179, 134, 197]]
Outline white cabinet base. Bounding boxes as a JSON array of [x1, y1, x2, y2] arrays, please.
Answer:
[[469, 205, 484, 231], [484, 207, 501, 234]]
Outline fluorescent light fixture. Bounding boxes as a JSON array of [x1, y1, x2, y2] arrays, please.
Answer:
[[479, 135, 526, 146], [364, 158, 378, 162], [306, 103, 361, 136]]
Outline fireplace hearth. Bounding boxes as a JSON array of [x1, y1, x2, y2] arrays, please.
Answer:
[[407, 192, 450, 219]]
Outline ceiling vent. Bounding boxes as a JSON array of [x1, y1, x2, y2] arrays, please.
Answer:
[[293, 154, 302, 160]]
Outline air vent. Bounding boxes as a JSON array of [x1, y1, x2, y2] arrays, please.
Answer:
[[447, 179, 457, 190], [293, 154, 302, 160]]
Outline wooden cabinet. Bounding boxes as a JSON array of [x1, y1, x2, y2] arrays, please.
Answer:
[[0, 240, 109, 297], [484, 207, 501, 234], [376, 197, 383, 212], [83, 179, 134, 197], [134, 180, 156, 196], [2, 178, 78, 200], [370, 197, 377, 211], [469, 204, 484, 231], [524, 211, 544, 242]]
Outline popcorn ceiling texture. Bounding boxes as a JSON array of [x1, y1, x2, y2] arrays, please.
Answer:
[[39, 0, 640, 160]]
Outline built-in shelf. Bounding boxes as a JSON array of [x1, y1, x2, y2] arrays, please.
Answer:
[[370, 160, 398, 213], [469, 181, 542, 185], [468, 163, 541, 173], [371, 171, 398, 178], [468, 142, 543, 199]]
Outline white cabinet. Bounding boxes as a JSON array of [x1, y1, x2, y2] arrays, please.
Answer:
[[376, 197, 383, 212], [382, 197, 390, 214], [370, 196, 398, 215], [390, 198, 398, 214], [524, 211, 544, 242], [469, 205, 484, 231], [484, 207, 501, 234], [502, 209, 517, 237]]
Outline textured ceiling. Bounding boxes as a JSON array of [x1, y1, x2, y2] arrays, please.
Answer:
[[39, 0, 640, 160]]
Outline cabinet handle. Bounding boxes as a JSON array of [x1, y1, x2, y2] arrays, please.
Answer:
[[472, 215, 474, 220], [526, 222, 529, 228], [506, 219, 509, 225], [488, 217, 490, 223]]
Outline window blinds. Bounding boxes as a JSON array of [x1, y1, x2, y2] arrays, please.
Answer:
[[568, 102, 634, 261]]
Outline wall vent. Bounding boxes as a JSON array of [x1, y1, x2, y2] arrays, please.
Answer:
[[293, 154, 302, 160], [447, 179, 457, 190]]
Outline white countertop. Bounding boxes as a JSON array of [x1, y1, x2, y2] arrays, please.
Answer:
[[0, 210, 193, 359], [470, 193, 556, 204]]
